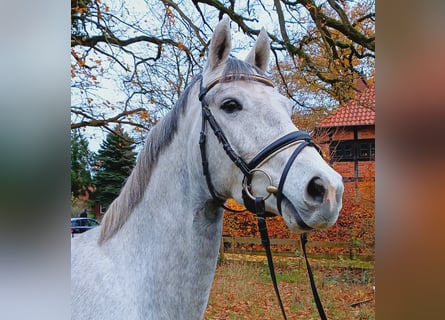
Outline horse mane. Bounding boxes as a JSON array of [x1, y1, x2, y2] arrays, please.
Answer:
[[98, 58, 265, 244], [98, 76, 200, 244]]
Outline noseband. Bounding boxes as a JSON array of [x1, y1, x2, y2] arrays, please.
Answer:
[[199, 73, 328, 320]]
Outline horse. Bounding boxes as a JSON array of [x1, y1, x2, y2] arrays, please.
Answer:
[[71, 16, 344, 320]]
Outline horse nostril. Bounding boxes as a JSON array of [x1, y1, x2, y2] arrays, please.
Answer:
[[307, 177, 325, 203]]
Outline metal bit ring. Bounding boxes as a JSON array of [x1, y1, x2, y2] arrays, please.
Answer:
[[242, 168, 277, 201]]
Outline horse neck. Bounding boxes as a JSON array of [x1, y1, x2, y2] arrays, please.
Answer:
[[106, 110, 224, 318]]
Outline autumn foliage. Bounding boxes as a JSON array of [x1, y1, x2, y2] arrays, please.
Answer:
[[222, 171, 375, 258], [205, 260, 375, 319], [223, 199, 299, 241]]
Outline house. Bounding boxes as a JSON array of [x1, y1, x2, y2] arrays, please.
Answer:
[[314, 82, 375, 188]]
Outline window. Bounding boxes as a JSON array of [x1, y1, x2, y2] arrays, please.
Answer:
[[331, 141, 354, 161], [330, 139, 375, 162], [88, 219, 99, 227], [358, 141, 375, 160]]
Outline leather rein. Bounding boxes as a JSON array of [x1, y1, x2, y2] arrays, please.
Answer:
[[199, 73, 328, 320]]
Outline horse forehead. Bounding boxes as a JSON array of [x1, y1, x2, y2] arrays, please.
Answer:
[[241, 85, 291, 113]]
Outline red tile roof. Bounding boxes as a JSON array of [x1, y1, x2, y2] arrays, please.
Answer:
[[318, 83, 375, 127]]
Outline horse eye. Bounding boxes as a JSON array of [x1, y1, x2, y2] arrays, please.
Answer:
[[221, 99, 242, 113]]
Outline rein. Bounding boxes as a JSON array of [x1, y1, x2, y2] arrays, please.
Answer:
[[199, 73, 327, 320]]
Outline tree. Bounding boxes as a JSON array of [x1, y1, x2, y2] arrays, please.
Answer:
[[71, 131, 93, 198], [92, 125, 137, 210], [71, 0, 375, 135]]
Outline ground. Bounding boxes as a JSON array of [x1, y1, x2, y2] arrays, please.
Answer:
[[204, 255, 375, 320]]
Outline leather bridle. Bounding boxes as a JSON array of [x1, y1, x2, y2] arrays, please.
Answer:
[[199, 73, 321, 227], [199, 73, 328, 320]]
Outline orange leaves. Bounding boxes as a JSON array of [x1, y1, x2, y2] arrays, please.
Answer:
[[72, 7, 89, 14], [269, 0, 375, 106], [177, 42, 184, 51], [223, 178, 375, 257], [304, 3, 315, 11], [71, 49, 85, 67], [225, 198, 246, 211], [206, 260, 374, 319], [71, 49, 103, 83], [71, 64, 76, 78], [223, 198, 295, 245], [138, 110, 150, 121], [165, 7, 175, 25]]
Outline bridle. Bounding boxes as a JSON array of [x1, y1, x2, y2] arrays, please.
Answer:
[[199, 74, 319, 225], [199, 73, 328, 320]]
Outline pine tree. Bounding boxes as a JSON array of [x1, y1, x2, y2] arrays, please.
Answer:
[[71, 131, 93, 198], [92, 126, 136, 210]]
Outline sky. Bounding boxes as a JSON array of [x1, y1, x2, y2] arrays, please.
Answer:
[[77, 7, 277, 153]]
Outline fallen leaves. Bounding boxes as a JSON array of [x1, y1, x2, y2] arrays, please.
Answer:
[[204, 259, 374, 320]]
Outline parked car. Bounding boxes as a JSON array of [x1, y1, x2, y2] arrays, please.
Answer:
[[71, 217, 100, 235]]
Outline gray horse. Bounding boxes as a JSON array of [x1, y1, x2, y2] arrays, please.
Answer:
[[71, 16, 343, 320]]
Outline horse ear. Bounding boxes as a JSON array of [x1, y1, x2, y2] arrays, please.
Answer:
[[207, 15, 231, 71], [244, 28, 270, 72]]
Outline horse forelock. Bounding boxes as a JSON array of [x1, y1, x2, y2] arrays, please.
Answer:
[[98, 76, 201, 245], [223, 57, 265, 77], [203, 56, 266, 83]]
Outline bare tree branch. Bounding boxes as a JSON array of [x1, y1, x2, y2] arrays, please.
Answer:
[[71, 108, 148, 130], [71, 0, 375, 133]]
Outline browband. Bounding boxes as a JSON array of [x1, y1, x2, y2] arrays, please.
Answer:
[[199, 73, 274, 101]]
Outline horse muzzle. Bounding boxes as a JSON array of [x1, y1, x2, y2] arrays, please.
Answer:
[[241, 132, 344, 231]]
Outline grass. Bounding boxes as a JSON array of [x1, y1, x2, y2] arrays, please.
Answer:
[[204, 259, 374, 320]]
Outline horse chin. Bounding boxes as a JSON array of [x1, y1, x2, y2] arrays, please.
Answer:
[[280, 196, 338, 233]]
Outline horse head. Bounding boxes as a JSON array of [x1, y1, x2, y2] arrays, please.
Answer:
[[199, 16, 344, 233]]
